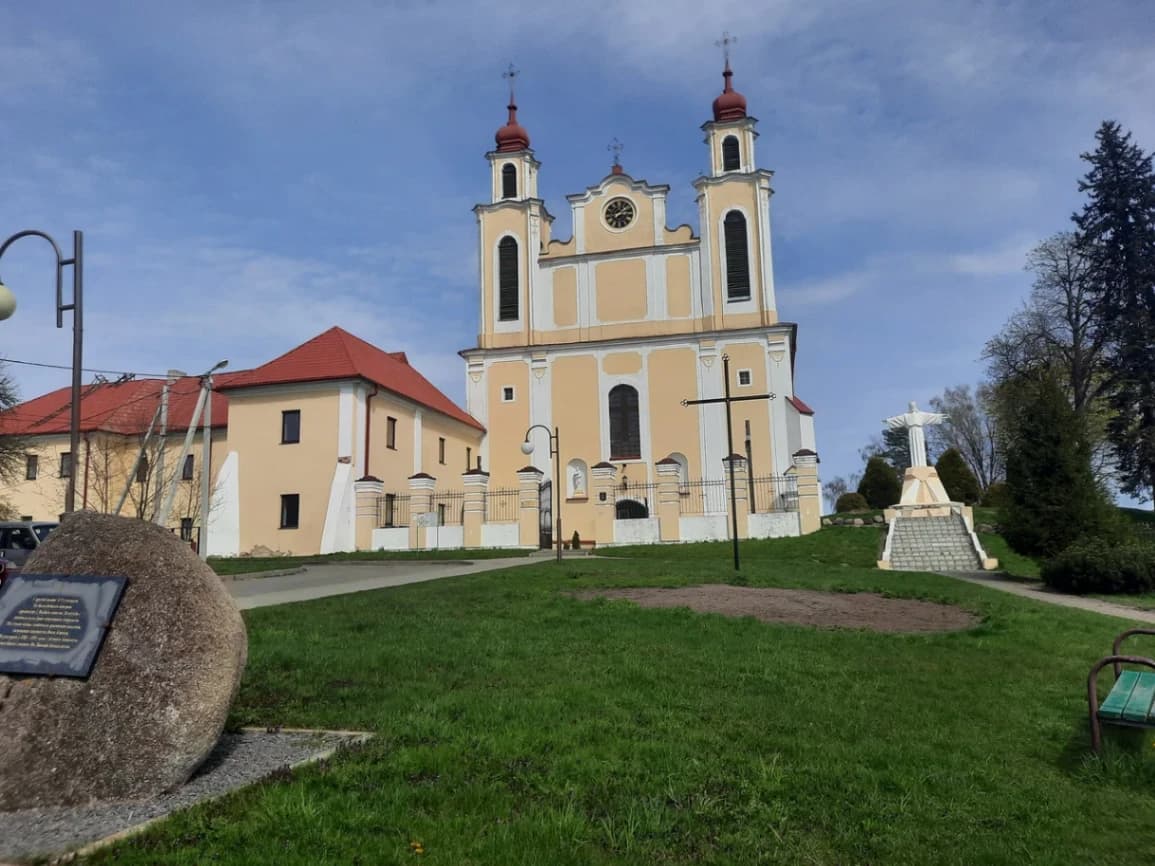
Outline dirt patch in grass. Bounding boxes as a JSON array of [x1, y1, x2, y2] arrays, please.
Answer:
[[572, 585, 979, 633]]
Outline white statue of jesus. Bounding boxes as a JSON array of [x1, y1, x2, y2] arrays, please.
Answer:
[[883, 401, 948, 469]]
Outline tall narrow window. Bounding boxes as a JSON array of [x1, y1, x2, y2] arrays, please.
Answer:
[[59, 452, 73, 479], [136, 454, 150, 484], [25, 454, 38, 480], [501, 163, 517, 199], [280, 494, 300, 529], [179, 517, 194, 542], [609, 385, 641, 460], [498, 237, 519, 321], [722, 135, 740, 171], [438, 437, 446, 464], [281, 409, 301, 444], [724, 211, 751, 301], [182, 454, 195, 480], [466, 446, 472, 470], [384, 493, 396, 527], [386, 416, 397, 449]]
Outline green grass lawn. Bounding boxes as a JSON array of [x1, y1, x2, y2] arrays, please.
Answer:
[[209, 547, 531, 575], [87, 529, 1155, 865]]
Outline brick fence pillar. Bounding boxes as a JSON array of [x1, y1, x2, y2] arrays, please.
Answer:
[[408, 473, 436, 550], [353, 476, 384, 551], [723, 454, 749, 540], [655, 458, 682, 543], [790, 449, 821, 535], [517, 466, 543, 549], [463, 468, 488, 549], [591, 462, 617, 546]]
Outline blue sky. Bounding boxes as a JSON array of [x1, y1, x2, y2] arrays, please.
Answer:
[[2, 1, 1153, 496]]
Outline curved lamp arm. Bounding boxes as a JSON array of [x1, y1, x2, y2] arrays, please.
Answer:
[[0, 230, 69, 327]]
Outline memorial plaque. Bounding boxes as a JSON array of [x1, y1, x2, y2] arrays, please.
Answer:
[[0, 574, 127, 678]]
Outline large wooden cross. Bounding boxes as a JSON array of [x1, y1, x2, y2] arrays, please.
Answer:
[[682, 354, 774, 571]]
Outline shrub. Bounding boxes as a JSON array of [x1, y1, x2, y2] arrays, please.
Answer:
[[1041, 538, 1155, 594], [935, 448, 981, 504], [835, 492, 870, 513], [857, 456, 901, 509], [980, 481, 1009, 509], [571, 530, 581, 550]]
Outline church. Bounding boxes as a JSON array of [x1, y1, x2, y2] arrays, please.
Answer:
[[460, 57, 819, 546]]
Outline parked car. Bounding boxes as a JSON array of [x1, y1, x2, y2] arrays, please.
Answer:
[[0, 521, 59, 576], [0, 553, 8, 589]]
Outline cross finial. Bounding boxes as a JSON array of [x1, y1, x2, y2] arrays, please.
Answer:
[[502, 62, 519, 104], [607, 137, 623, 166], [715, 31, 737, 65]]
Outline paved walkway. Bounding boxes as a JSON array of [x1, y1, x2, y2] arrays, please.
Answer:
[[943, 571, 1155, 623], [228, 558, 537, 610]]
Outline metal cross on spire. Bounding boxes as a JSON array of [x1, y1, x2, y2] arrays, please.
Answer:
[[607, 137, 624, 166], [715, 31, 737, 63], [503, 62, 519, 102]]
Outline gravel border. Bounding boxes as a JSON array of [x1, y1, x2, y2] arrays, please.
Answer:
[[0, 728, 370, 862]]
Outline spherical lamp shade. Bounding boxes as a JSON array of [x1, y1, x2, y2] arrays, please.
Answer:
[[0, 282, 16, 321], [520, 441, 534, 455]]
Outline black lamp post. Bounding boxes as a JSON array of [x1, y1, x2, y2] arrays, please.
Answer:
[[521, 424, 562, 562], [0, 230, 84, 514]]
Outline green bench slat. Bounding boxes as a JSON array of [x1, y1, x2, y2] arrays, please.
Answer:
[[1099, 671, 1155, 722], [1100, 671, 1142, 720], [1122, 673, 1155, 723]]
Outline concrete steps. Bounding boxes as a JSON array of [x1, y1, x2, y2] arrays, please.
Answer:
[[888, 514, 981, 572]]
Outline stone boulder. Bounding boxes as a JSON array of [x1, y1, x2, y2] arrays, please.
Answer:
[[0, 512, 247, 810]]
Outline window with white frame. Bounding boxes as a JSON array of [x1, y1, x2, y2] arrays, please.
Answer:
[[502, 386, 515, 402], [737, 369, 752, 387]]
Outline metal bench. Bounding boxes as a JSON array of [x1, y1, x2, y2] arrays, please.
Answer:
[[1087, 628, 1155, 754]]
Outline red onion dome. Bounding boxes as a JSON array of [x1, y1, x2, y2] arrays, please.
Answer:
[[495, 102, 530, 152], [712, 61, 747, 122]]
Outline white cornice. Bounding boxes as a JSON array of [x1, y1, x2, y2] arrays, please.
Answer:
[[538, 239, 700, 268], [692, 169, 774, 195], [566, 174, 672, 205], [473, 198, 555, 223], [484, 149, 541, 169]]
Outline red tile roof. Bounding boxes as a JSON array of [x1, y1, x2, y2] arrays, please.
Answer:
[[218, 327, 483, 431], [0, 372, 246, 437], [787, 395, 814, 416]]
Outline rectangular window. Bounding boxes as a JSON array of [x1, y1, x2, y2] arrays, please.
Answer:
[[437, 503, 446, 526], [25, 455, 38, 480], [59, 452, 72, 479], [386, 416, 397, 449], [737, 369, 752, 387], [384, 493, 396, 527], [502, 386, 515, 402], [466, 446, 472, 470], [182, 454, 195, 480], [438, 437, 446, 464], [280, 494, 300, 529], [136, 454, 150, 484], [281, 410, 301, 444], [179, 517, 194, 541]]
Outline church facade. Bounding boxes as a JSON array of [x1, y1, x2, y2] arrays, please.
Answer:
[[460, 60, 819, 545]]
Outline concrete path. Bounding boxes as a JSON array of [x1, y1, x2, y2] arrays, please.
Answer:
[[943, 571, 1155, 623], [228, 558, 536, 610]]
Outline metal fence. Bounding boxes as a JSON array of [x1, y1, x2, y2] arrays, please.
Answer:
[[431, 491, 466, 526], [679, 479, 729, 515], [376, 493, 411, 528], [614, 481, 658, 519], [750, 475, 799, 513], [485, 487, 520, 523]]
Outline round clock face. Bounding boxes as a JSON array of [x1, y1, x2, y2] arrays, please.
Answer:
[[604, 197, 636, 229]]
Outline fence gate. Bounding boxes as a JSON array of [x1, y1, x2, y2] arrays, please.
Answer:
[[539, 480, 553, 550]]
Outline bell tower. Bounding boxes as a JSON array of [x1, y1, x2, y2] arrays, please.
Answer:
[[474, 65, 551, 349], [693, 36, 778, 328]]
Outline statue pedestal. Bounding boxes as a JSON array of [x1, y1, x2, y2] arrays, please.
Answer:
[[880, 467, 998, 571]]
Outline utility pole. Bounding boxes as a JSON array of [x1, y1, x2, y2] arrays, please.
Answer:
[[152, 370, 184, 521]]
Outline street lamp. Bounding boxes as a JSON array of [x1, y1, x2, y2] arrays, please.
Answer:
[[521, 424, 562, 562], [0, 230, 84, 514]]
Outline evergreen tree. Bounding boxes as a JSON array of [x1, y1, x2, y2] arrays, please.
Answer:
[[1000, 366, 1115, 557], [935, 447, 981, 504], [857, 456, 902, 509], [1072, 121, 1155, 505]]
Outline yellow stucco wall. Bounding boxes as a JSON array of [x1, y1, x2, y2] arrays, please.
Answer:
[[581, 181, 657, 254], [602, 352, 642, 375], [721, 341, 775, 473], [553, 266, 578, 327], [420, 412, 483, 483], [486, 361, 531, 483], [226, 389, 340, 556], [550, 354, 601, 541], [647, 347, 703, 480], [666, 255, 692, 319], [595, 258, 647, 322], [478, 207, 530, 347]]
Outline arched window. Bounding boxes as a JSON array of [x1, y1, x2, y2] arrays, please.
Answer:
[[498, 237, 519, 321], [609, 385, 641, 460], [501, 164, 517, 199], [723, 211, 751, 301], [722, 135, 740, 171]]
